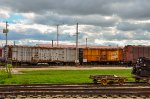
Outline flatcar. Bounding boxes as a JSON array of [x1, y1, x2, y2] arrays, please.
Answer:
[[89, 75, 127, 85]]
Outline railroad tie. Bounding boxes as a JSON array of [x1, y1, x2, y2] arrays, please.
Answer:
[[64, 95, 71, 98], [57, 95, 64, 98], [111, 95, 118, 98], [7, 95, 13, 98], [19, 95, 26, 98], [101, 95, 107, 98], [28, 95, 33, 98], [9, 96, 16, 99], [81, 95, 89, 98], [0, 95, 5, 99], [51, 95, 58, 98], [39, 94, 47, 98], [140, 95, 147, 98], [120, 95, 128, 98], [130, 95, 137, 98], [40, 95, 47, 98], [31, 95, 38, 98], [71, 95, 78, 98], [92, 95, 99, 98]]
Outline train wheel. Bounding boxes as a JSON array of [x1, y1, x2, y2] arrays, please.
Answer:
[[118, 79, 125, 85], [147, 79, 150, 84], [135, 78, 140, 82], [101, 79, 108, 85], [93, 79, 97, 84]]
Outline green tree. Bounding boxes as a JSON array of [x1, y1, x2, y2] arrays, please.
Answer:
[[5, 63, 12, 78]]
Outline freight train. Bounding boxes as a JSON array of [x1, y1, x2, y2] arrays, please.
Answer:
[[1, 45, 150, 66]]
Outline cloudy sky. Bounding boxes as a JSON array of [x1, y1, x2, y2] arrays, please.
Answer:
[[0, 0, 150, 46]]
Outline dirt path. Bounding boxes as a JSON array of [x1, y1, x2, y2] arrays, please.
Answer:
[[10, 66, 131, 73]]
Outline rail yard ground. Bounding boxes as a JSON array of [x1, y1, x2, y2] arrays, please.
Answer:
[[0, 66, 149, 99], [12, 65, 131, 71], [0, 65, 133, 84], [0, 83, 150, 99]]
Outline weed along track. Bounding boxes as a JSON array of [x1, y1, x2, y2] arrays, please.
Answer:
[[0, 83, 150, 98]]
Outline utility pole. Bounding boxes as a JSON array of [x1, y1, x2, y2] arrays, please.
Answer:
[[14, 41, 16, 46], [56, 25, 59, 47], [3, 21, 11, 75], [3, 21, 9, 62], [86, 38, 87, 48], [75, 23, 79, 65], [52, 40, 53, 47], [4, 21, 8, 46]]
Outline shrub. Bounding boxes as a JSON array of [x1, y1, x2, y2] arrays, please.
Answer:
[[0, 69, 8, 83]]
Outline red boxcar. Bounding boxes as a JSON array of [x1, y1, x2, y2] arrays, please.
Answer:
[[0, 48, 2, 58], [124, 45, 150, 64]]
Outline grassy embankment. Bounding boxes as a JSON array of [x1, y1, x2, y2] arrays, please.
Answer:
[[0, 69, 133, 84]]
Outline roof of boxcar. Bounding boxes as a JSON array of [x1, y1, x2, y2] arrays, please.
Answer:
[[36, 44, 123, 49], [4, 44, 123, 49]]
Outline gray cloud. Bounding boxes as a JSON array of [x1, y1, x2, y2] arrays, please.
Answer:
[[0, 28, 83, 42], [117, 22, 150, 32], [33, 14, 118, 27], [98, 30, 150, 41], [0, 0, 150, 46], [0, 0, 114, 15], [1, 0, 150, 20]]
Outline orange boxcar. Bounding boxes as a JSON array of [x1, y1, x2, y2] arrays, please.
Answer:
[[106, 49, 123, 62], [100, 49, 107, 61], [83, 48, 123, 63], [83, 48, 100, 62]]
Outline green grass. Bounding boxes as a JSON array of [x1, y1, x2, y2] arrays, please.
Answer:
[[0, 69, 133, 84]]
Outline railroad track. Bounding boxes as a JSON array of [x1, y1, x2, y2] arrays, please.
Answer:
[[0, 83, 150, 98]]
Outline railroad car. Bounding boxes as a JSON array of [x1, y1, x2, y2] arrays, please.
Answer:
[[83, 48, 100, 64], [2, 45, 79, 65], [0, 48, 4, 62], [0, 48, 2, 58], [123, 45, 150, 65], [104, 48, 123, 63], [83, 48, 123, 64], [89, 75, 127, 85]]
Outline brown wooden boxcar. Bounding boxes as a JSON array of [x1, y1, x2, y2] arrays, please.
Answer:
[[123, 45, 150, 64]]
